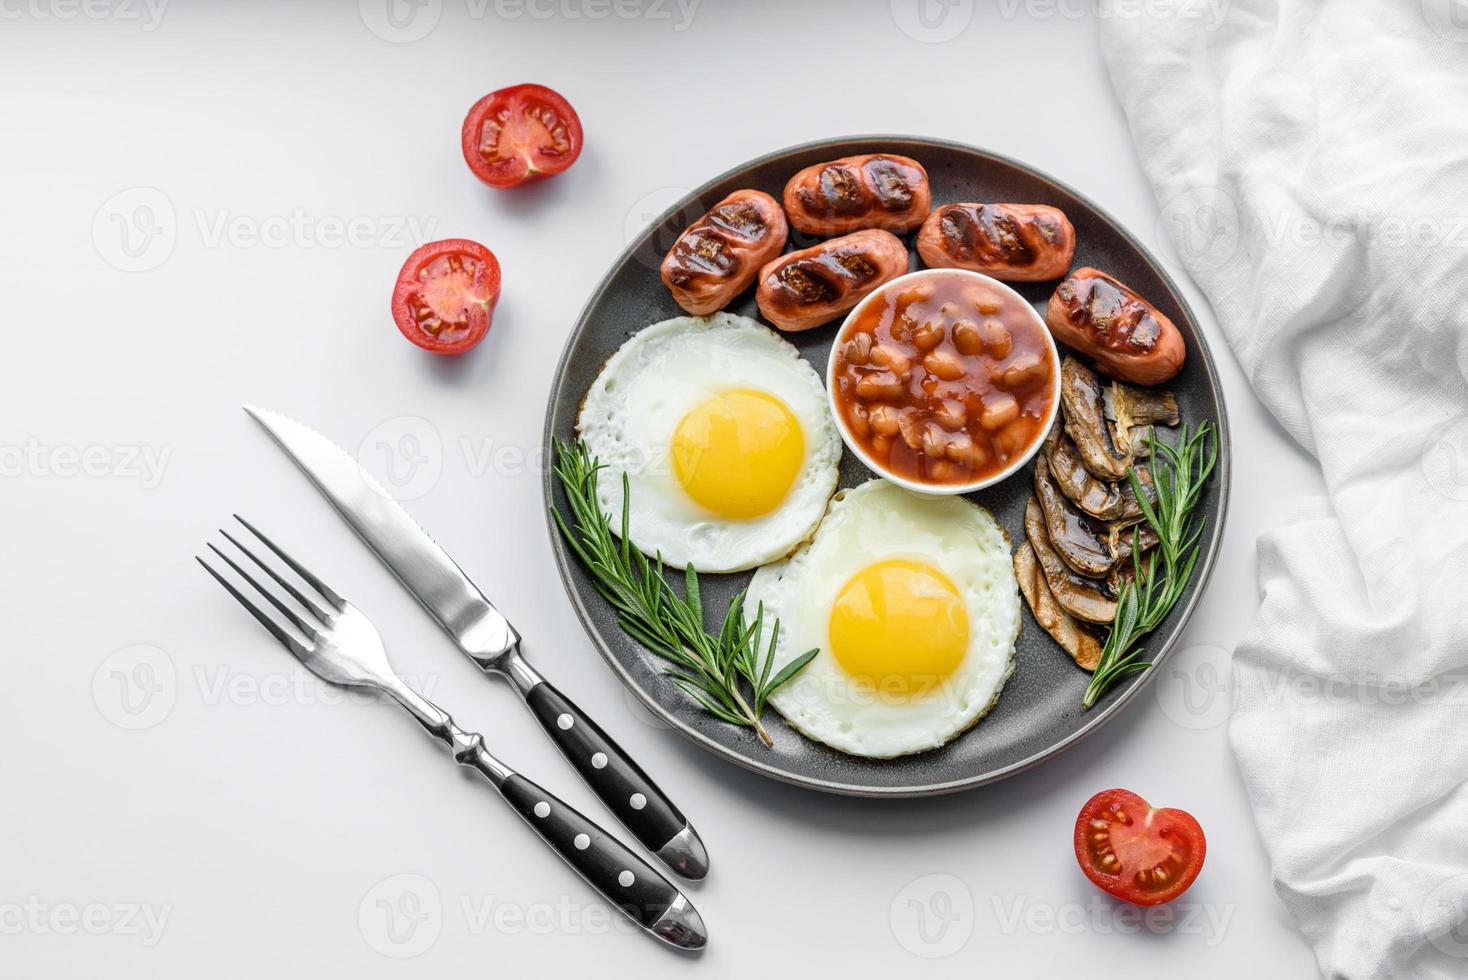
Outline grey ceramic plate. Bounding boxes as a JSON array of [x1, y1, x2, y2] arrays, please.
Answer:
[[542, 136, 1230, 797]]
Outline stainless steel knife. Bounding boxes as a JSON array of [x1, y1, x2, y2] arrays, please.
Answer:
[[244, 405, 708, 879]]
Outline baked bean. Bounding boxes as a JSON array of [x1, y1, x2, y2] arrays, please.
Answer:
[[897, 410, 924, 451], [856, 370, 904, 401], [995, 420, 1033, 458], [984, 320, 1013, 358], [871, 434, 893, 457], [1002, 352, 1047, 389], [848, 403, 870, 438], [911, 320, 945, 350], [923, 349, 965, 381], [921, 423, 948, 459], [945, 433, 989, 468], [929, 460, 960, 483], [870, 343, 912, 374], [845, 332, 872, 365], [979, 391, 1019, 432], [897, 282, 935, 306], [933, 398, 968, 431], [868, 404, 903, 436], [951, 319, 985, 355]]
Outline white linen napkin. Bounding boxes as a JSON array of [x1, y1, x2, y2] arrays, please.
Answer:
[[1098, 1, 1468, 976]]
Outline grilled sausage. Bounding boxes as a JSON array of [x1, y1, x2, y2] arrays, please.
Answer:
[[660, 190, 789, 315], [1046, 268, 1186, 385], [756, 229, 908, 332], [917, 203, 1075, 282], [782, 154, 931, 236]]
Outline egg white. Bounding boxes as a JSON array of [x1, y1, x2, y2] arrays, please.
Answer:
[[743, 479, 1021, 758], [576, 312, 841, 573]]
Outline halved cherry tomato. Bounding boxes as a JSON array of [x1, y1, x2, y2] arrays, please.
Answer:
[[391, 239, 500, 355], [1074, 789, 1206, 906], [461, 84, 583, 188]]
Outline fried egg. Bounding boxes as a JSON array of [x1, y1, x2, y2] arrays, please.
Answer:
[[743, 479, 1020, 758], [577, 312, 841, 573]]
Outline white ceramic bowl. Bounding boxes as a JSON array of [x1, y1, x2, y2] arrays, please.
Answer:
[[826, 268, 1062, 496]]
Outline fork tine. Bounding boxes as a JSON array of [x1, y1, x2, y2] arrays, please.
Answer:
[[233, 515, 346, 610], [219, 529, 334, 625], [196, 556, 314, 660], [207, 542, 322, 639]]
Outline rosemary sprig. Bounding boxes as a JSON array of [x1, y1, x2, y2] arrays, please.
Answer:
[[550, 438, 817, 746], [1083, 421, 1218, 709]]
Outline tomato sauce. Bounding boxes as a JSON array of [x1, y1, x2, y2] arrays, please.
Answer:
[[831, 271, 1056, 487]]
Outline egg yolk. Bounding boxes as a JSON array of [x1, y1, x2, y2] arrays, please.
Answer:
[[671, 389, 804, 520], [828, 559, 970, 697]]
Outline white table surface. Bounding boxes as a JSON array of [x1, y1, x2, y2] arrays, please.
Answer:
[[2, 2, 1327, 976]]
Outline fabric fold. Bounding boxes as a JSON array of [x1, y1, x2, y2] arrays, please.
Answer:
[[1100, 2, 1468, 976]]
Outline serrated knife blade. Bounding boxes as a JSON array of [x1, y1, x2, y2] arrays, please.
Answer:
[[244, 404, 519, 666], [243, 404, 708, 880]]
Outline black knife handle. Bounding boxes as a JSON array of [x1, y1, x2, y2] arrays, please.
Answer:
[[523, 680, 708, 879], [498, 773, 706, 949]]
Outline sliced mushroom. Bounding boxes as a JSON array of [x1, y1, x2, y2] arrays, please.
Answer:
[[1034, 455, 1117, 577], [1046, 419, 1155, 523], [1024, 497, 1117, 624], [1014, 542, 1104, 671], [1110, 521, 1160, 563], [1106, 380, 1178, 456], [1127, 425, 1156, 458], [1060, 356, 1131, 479], [1106, 379, 1179, 426]]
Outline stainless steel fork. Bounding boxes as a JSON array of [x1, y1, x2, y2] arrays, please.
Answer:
[[197, 516, 707, 951]]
